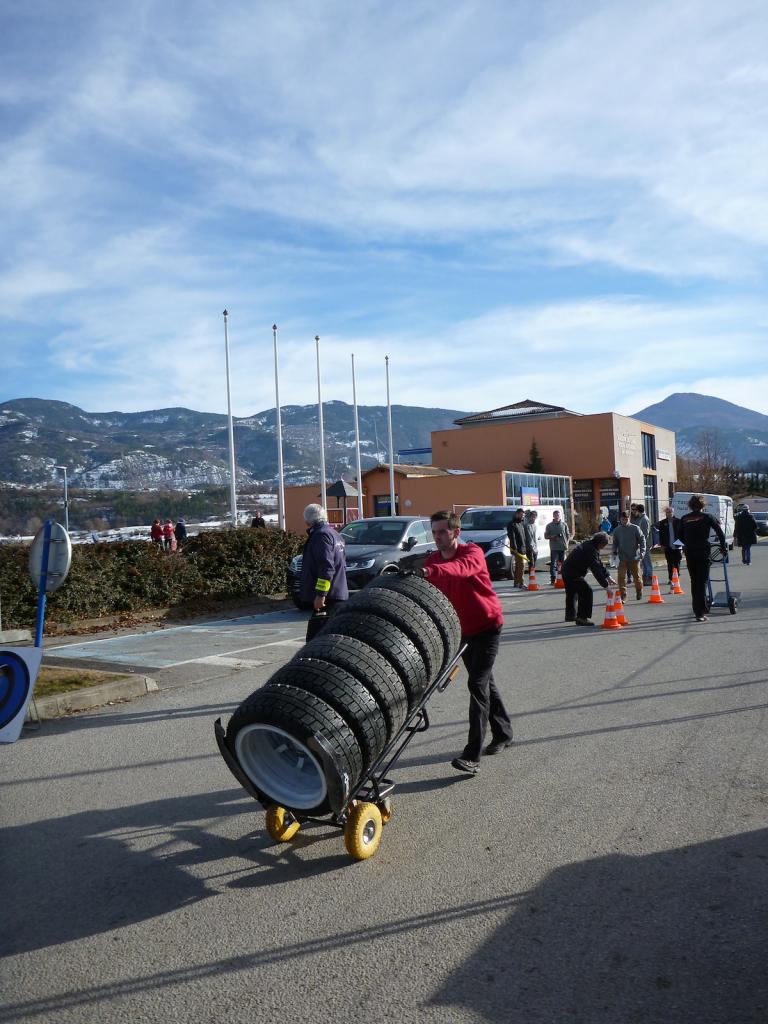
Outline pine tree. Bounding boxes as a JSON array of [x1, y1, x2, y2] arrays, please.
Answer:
[[524, 438, 545, 473]]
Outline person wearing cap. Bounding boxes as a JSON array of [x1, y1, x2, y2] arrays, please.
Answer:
[[561, 531, 616, 626], [734, 504, 758, 565], [631, 503, 653, 585], [299, 504, 348, 639], [678, 495, 726, 622]]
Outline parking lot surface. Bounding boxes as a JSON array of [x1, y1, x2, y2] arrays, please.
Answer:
[[2, 556, 767, 1023]]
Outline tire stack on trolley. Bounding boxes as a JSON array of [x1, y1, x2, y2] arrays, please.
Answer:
[[217, 574, 462, 861]]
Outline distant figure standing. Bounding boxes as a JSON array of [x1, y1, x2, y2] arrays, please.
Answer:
[[734, 505, 758, 565], [505, 508, 528, 589], [561, 531, 616, 626], [631, 503, 653, 584], [544, 509, 570, 584], [523, 509, 538, 574], [655, 507, 683, 584], [300, 504, 348, 641], [163, 519, 177, 552], [251, 512, 267, 529], [174, 518, 188, 546], [679, 495, 726, 622], [150, 519, 163, 546]]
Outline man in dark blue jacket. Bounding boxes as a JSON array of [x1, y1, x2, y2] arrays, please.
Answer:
[[561, 531, 615, 626], [300, 504, 348, 639]]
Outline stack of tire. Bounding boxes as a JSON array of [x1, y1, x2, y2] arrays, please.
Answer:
[[226, 574, 461, 817]]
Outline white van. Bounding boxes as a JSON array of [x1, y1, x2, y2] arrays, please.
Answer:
[[458, 505, 565, 579], [670, 492, 734, 548]]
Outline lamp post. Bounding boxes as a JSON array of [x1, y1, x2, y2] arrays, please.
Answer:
[[273, 324, 286, 531], [222, 310, 238, 528], [55, 465, 69, 533]]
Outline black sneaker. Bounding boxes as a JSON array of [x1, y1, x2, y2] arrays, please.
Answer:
[[564, 616, 576, 623], [485, 739, 513, 755], [575, 618, 596, 627], [451, 757, 479, 775]]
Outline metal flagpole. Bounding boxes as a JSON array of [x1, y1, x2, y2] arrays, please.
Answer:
[[273, 324, 286, 530], [385, 355, 396, 515], [351, 353, 364, 519], [315, 335, 327, 510], [222, 310, 238, 528]]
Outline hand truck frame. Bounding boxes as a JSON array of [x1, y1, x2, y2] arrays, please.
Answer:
[[706, 543, 740, 615]]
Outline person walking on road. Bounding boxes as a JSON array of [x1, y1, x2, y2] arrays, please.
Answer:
[[561, 531, 616, 626], [654, 507, 682, 584], [632, 503, 654, 585], [678, 495, 726, 622], [611, 511, 646, 601], [506, 508, 528, 589], [419, 510, 513, 776], [300, 504, 348, 640], [734, 505, 758, 565], [544, 509, 570, 584]]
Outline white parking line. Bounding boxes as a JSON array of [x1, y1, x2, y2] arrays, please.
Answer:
[[159, 636, 304, 668]]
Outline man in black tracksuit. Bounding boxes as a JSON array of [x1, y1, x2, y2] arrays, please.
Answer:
[[678, 495, 726, 622], [654, 507, 683, 584], [561, 531, 615, 626]]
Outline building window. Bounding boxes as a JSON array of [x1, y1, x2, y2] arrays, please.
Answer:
[[641, 432, 656, 470], [643, 474, 658, 517], [505, 472, 573, 522]]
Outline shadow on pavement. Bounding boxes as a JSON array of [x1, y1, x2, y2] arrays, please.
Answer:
[[430, 828, 768, 1024]]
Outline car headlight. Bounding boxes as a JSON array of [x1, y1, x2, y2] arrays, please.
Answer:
[[346, 558, 376, 570], [489, 537, 509, 553]]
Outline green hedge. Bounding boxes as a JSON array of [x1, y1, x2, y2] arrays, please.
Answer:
[[0, 528, 303, 632]]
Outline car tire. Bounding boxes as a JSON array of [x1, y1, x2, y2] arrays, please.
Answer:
[[226, 683, 363, 815], [344, 588, 444, 684], [295, 635, 409, 743], [266, 659, 389, 771], [366, 574, 461, 672], [317, 610, 429, 709]]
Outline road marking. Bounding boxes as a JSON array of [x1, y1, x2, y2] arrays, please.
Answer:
[[158, 637, 304, 668], [195, 656, 267, 669]]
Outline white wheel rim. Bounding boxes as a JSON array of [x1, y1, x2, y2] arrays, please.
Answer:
[[235, 724, 327, 809]]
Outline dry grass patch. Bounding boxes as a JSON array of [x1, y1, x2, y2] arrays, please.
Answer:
[[35, 666, 128, 698]]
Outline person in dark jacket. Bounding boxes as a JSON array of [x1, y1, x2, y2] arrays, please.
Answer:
[[251, 512, 266, 529], [733, 506, 758, 565], [561, 531, 615, 626], [174, 519, 188, 546], [654, 507, 682, 583], [678, 495, 726, 622], [524, 509, 539, 573], [300, 503, 348, 640], [506, 508, 528, 590]]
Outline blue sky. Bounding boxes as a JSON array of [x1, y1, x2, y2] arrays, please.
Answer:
[[2, 0, 767, 419]]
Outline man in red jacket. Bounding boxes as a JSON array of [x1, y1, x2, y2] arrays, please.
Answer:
[[419, 510, 513, 775]]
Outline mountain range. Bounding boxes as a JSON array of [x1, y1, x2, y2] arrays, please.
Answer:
[[632, 393, 768, 467], [0, 398, 467, 490], [1, 391, 765, 493]]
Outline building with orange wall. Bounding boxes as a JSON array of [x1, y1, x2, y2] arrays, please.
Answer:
[[283, 399, 676, 534]]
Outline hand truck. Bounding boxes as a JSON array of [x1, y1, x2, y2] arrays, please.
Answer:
[[214, 644, 466, 861], [706, 544, 740, 615]]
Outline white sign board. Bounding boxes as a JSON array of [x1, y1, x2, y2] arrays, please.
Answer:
[[0, 647, 43, 744], [28, 522, 72, 593]]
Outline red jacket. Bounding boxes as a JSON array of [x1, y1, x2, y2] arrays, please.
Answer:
[[423, 542, 503, 637]]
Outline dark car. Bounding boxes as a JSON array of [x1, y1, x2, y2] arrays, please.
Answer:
[[751, 511, 768, 537], [286, 516, 435, 608]]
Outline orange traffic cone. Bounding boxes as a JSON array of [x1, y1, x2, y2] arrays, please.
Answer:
[[527, 565, 539, 591], [670, 567, 685, 595], [554, 561, 565, 589], [601, 588, 623, 629], [647, 574, 665, 604], [614, 590, 630, 626]]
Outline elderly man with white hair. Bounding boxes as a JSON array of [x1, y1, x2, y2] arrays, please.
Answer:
[[299, 504, 348, 638]]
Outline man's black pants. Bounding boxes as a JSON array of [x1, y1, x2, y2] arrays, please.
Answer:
[[461, 625, 512, 762], [564, 578, 593, 621], [663, 546, 682, 583], [685, 550, 710, 618]]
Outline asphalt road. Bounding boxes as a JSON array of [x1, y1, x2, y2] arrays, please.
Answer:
[[2, 552, 767, 1023]]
